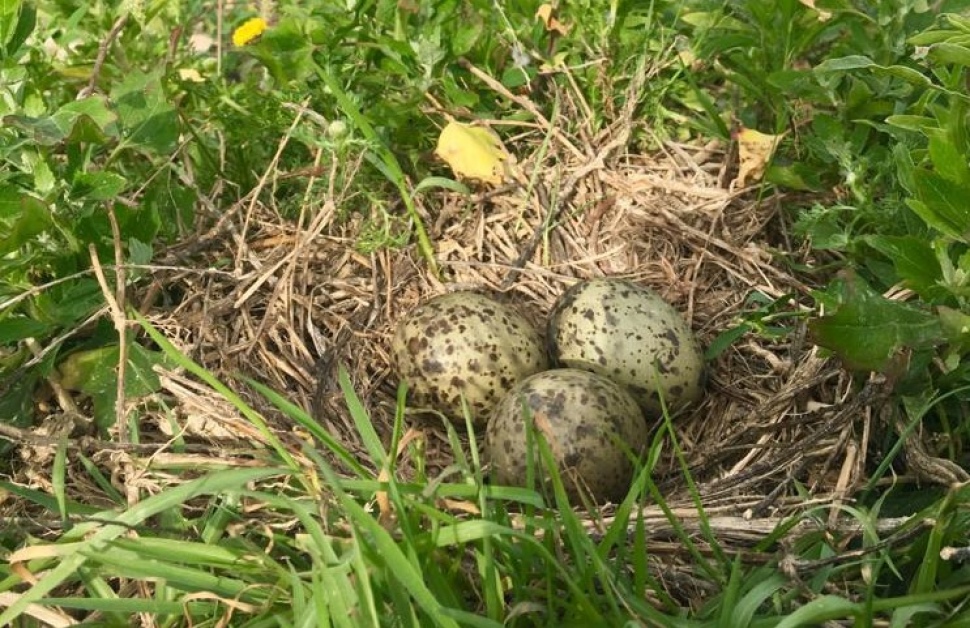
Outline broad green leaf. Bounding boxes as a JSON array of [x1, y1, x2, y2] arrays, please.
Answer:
[[938, 306, 970, 353], [0, 0, 21, 19], [111, 71, 179, 154], [893, 142, 918, 193], [864, 235, 946, 300], [412, 27, 445, 74], [127, 237, 153, 265], [908, 30, 956, 46], [33, 279, 104, 328], [0, 369, 40, 456], [814, 55, 934, 89], [876, 65, 935, 88], [927, 42, 970, 67], [3, 96, 118, 145], [890, 604, 944, 628], [928, 128, 970, 185], [907, 171, 970, 241], [55, 97, 119, 142], [246, 18, 316, 83], [16, 280, 98, 335], [450, 15, 483, 56], [0, 366, 36, 437], [767, 69, 827, 99], [114, 200, 162, 245], [27, 151, 55, 193], [71, 171, 128, 201], [944, 14, 970, 33], [0, 316, 52, 343], [2, 113, 70, 145], [0, 191, 51, 255], [814, 55, 877, 72], [57, 342, 167, 430], [143, 180, 193, 240], [765, 163, 820, 191], [809, 273, 943, 373]]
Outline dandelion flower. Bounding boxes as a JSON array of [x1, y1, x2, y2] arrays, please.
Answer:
[[232, 17, 267, 47]]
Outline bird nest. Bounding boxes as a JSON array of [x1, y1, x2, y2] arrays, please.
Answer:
[[131, 103, 864, 518]]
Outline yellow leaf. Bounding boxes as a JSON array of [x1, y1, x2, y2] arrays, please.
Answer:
[[434, 122, 511, 186], [536, 4, 570, 36], [733, 127, 784, 188], [178, 68, 206, 83]]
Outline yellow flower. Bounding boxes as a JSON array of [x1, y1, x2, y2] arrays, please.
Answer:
[[232, 17, 267, 47]]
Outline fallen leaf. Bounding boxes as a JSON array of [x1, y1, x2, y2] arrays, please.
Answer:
[[178, 68, 205, 83], [733, 127, 785, 188], [435, 121, 511, 186], [536, 4, 570, 36], [188, 32, 215, 53], [440, 499, 481, 515]]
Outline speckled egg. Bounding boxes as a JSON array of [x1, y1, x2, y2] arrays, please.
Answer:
[[547, 279, 705, 416], [391, 291, 548, 428], [485, 368, 647, 503]]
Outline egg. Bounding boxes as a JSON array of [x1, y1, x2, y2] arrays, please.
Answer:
[[391, 291, 548, 428], [484, 368, 647, 503], [547, 278, 705, 416]]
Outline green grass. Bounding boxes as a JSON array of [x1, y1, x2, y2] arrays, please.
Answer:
[[3, 0, 970, 625]]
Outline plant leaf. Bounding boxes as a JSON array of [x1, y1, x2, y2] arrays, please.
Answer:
[[434, 121, 510, 186], [808, 272, 943, 373], [927, 42, 970, 67], [111, 71, 179, 154], [863, 235, 946, 301], [0, 191, 51, 255], [57, 342, 167, 430], [907, 171, 970, 241], [733, 127, 784, 187]]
